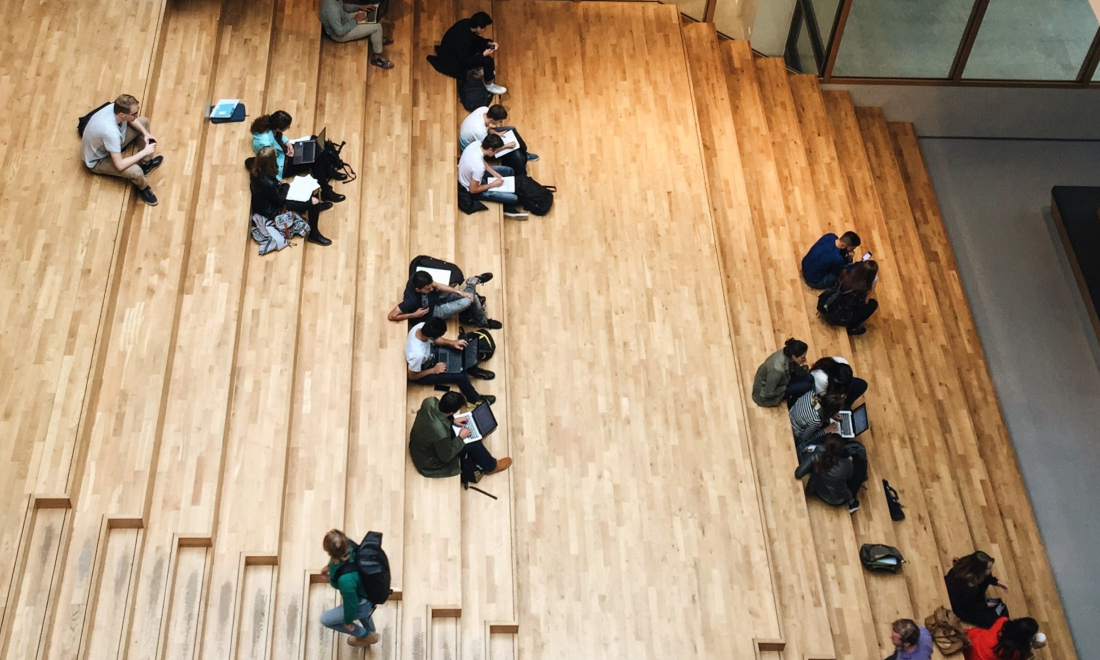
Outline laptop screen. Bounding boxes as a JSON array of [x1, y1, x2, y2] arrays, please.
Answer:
[[470, 402, 498, 437], [851, 403, 869, 436]]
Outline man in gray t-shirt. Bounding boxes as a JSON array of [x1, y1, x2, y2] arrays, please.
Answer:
[[80, 93, 163, 206]]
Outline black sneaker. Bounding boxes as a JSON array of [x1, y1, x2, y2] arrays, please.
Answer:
[[140, 155, 164, 175], [478, 319, 503, 330], [318, 201, 334, 211], [470, 368, 495, 380], [474, 394, 497, 405], [847, 325, 867, 336], [322, 190, 345, 203], [137, 186, 159, 206], [525, 153, 539, 162], [331, 171, 348, 181], [475, 272, 493, 283], [848, 498, 861, 514]]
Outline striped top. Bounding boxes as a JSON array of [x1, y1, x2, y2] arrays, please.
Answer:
[[789, 391, 826, 447]]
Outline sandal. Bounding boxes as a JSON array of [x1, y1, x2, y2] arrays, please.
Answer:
[[370, 57, 394, 70]]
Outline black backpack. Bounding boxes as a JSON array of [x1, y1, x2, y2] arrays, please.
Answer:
[[459, 80, 491, 112], [515, 175, 556, 216], [817, 286, 860, 325], [77, 101, 112, 137], [333, 531, 393, 605], [462, 328, 496, 362], [859, 543, 905, 573], [321, 139, 356, 183], [409, 255, 464, 286]]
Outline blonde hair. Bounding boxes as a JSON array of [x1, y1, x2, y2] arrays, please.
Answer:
[[323, 529, 350, 561]]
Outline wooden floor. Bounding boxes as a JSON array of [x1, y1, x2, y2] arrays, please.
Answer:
[[0, 1, 1077, 660]]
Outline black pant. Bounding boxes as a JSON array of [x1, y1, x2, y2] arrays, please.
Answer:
[[284, 158, 333, 194], [464, 54, 496, 82], [845, 441, 868, 496], [846, 377, 868, 408], [461, 440, 497, 473], [494, 126, 530, 176], [784, 373, 816, 406], [411, 371, 481, 402], [285, 199, 320, 227], [847, 298, 879, 330]]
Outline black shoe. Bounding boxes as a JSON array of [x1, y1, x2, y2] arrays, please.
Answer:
[[470, 368, 495, 380], [478, 319, 503, 330], [322, 190, 345, 203], [330, 171, 348, 181], [848, 498, 860, 514], [847, 325, 867, 336], [318, 201, 334, 211], [307, 232, 332, 246], [140, 155, 164, 175], [137, 186, 159, 206], [475, 272, 493, 283], [475, 395, 497, 405]]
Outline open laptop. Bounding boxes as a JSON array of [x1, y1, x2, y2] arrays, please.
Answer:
[[432, 336, 479, 374], [837, 403, 869, 439], [291, 126, 326, 165], [452, 401, 498, 443]]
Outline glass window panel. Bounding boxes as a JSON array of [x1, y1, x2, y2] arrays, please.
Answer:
[[833, 0, 977, 78], [808, 0, 842, 45], [714, 0, 752, 40], [964, 0, 1098, 80], [667, 0, 707, 22], [795, 14, 819, 73]]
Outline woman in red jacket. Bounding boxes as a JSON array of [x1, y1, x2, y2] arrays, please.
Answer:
[[964, 617, 1045, 660]]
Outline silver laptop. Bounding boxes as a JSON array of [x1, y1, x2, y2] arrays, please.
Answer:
[[837, 403, 869, 439]]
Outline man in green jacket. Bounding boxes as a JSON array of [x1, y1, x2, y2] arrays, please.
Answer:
[[409, 392, 511, 478], [320, 530, 378, 647]]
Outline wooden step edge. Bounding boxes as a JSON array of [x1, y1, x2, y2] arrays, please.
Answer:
[[429, 605, 462, 619], [485, 621, 518, 635]]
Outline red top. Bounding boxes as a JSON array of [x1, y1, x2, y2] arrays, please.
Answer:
[[965, 619, 1032, 660]]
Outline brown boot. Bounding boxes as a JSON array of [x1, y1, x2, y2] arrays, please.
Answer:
[[347, 632, 378, 647], [488, 457, 512, 474]]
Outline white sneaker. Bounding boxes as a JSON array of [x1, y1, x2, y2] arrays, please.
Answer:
[[503, 209, 528, 219], [484, 82, 507, 95]]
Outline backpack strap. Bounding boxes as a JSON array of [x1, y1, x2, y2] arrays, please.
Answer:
[[333, 562, 356, 580]]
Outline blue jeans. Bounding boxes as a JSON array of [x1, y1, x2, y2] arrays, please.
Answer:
[[320, 598, 376, 638], [475, 165, 518, 208]]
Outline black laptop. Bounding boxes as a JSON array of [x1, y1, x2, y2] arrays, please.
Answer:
[[432, 336, 479, 374], [291, 126, 326, 165]]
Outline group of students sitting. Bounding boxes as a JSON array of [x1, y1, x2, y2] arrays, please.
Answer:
[[803, 230, 880, 336]]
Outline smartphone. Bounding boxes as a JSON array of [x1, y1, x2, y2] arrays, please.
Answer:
[[861, 251, 872, 262]]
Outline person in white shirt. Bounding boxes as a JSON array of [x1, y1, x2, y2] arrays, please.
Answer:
[[457, 134, 526, 218], [786, 356, 867, 408], [405, 318, 495, 404], [458, 104, 538, 161], [80, 94, 163, 206]]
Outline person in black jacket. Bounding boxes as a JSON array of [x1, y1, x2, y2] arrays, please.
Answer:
[[428, 12, 506, 95], [944, 551, 1011, 628], [250, 146, 333, 246], [795, 434, 867, 513]]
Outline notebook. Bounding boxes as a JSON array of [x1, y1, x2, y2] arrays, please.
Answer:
[[415, 266, 452, 285], [286, 175, 320, 202], [495, 176, 515, 194], [494, 130, 520, 157]]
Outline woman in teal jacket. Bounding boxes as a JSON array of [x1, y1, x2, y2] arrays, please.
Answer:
[[320, 530, 379, 647], [249, 111, 343, 202]]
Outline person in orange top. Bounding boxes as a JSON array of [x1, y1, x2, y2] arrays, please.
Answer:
[[964, 617, 1046, 660]]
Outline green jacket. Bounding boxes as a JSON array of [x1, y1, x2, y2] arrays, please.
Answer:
[[328, 542, 367, 623], [753, 349, 792, 407], [409, 397, 464, 478]]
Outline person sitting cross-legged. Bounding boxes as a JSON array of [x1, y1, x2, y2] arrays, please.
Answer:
[[406, 317, 496, 403], [80, 93, 163, 206], [409, 391, 512, 479], [387, 269, 501, 328], [459, 134, 526, 218]]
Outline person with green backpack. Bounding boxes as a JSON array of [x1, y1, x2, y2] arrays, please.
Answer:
[[320, 530, 379, 648]]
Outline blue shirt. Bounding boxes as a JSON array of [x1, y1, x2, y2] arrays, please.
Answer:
[[896, 627, 934, 660], [251, 130, 286, 179], [801, 233, 847, 285]]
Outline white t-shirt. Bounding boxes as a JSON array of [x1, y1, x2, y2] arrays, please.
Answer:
[[812, 356, 850, 394], [457, 141, 486, 191], [405, 323, 434, 372], [81, 104, 127, 168], [459, 107, 489, 151]]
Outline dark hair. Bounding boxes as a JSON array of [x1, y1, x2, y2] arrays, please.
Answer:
[[830, 363, 853, 394], [250, 146, 280, 178], [250, 110, 293, 136], [439, 391, 467, 414], [486, 104, 508, 121], [949, 551, 995, 588], [892, 619, 920, 647], [840, 231, 861, 248], [993, 618, 1039, 660], [482, 134, 504, 151], [470, 11, 493, 28], [839, 260, 878, 295], [813, 434, 846, 475], [411, 271, 434, 289], [782, 338, 808, 359], [817, 393, 845, 425], [323, 529, 349, 560], [421, 317, 447, 338]]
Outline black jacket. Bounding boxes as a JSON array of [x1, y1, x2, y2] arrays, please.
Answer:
[[250, 174, 288, 219], [795, 442, 865, 506], [429, 18, 491, 78]]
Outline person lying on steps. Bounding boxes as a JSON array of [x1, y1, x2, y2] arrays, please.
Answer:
[[387, 269, 502, 328]]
